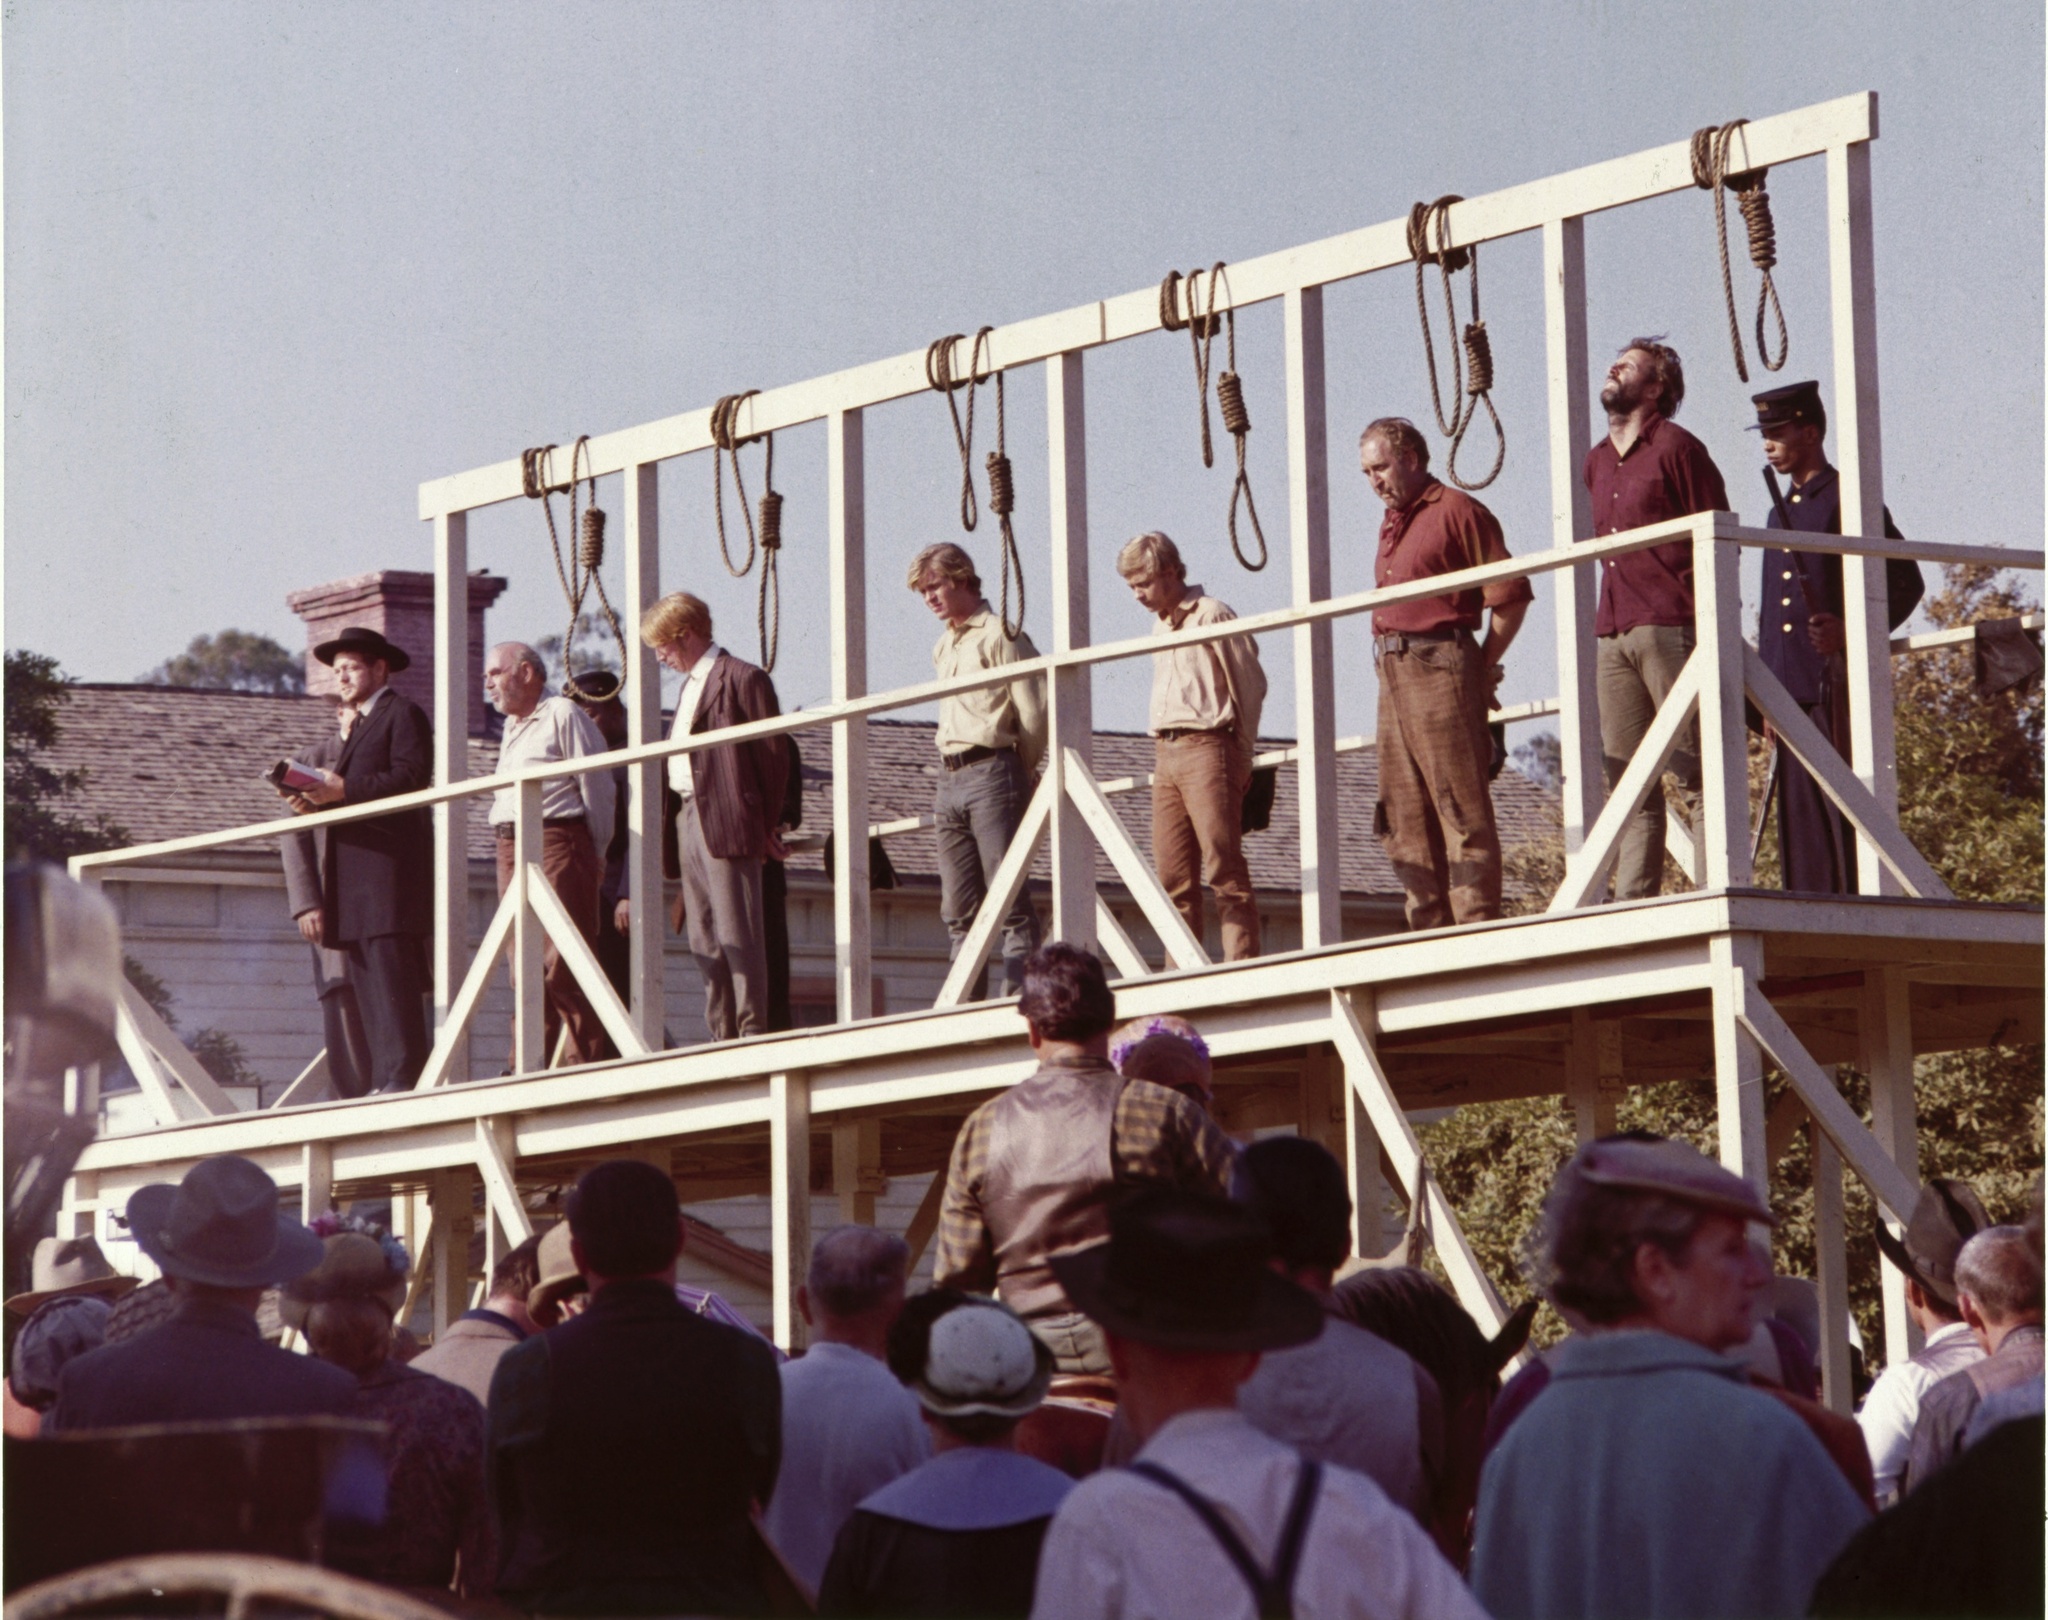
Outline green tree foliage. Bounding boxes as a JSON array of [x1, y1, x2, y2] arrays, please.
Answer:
[[1425, 567, 2043, 1371], [142, 630, 306, 694], [5, 651, 131, 861], [535, 613, 623, 691]]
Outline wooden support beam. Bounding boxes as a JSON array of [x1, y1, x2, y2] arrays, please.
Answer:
[[511, 781, 547, 1075], [275, 1050, 332, 1111], [433, 510, 471, 1084], [769, 1070, 812, 1352], [623, 460, 667, 1048], [829, 408, 872, 1024], [1063, 750, 1210, 970], [300, 1142, 333, 1225], [1285, 284, 1340, 948], [1565, 1007, 1619, 1142], [117, 979, 235, 1116], [524, 860, 651, 1058], [475, 1117, 533, 1275], [1046, 349, 1096, 948], [1693, 525, 1752, 891], [1545, 214, 1602, 854], [1811, 1122, 1853, 1415], [111, 993, 188, 1127], [419, 885, 518, 1088], [1711, 933, 1769, 1193], [833, 1119, 883, 1226], [1861, 966, 1922, 1363], [1094, 899, 1154, 981]]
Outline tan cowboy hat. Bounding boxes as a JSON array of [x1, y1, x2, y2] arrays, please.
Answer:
[[277, 1232, 410, 1332], [527, 1223, 584, 1328], [5, 1235, 139, 1316]]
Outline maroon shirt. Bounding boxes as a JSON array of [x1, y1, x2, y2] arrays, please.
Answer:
[[1582, 415, 1730, 635], [1373, 479, 1534, 634]]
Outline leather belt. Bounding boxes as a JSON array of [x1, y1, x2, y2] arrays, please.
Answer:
[[941, 745, 1012, 771], [493, 817, 586, 841], [1372, 626, 1464, 658], [1155, 726, 1231, 743]]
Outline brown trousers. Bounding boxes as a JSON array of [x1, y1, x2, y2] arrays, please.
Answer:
[[495, 821, 607, 1067], [1152, 730, 1260, 961], [1375, 634, 1503, 929]]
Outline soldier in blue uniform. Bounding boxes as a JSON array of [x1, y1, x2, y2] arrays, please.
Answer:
[[1752, 380, 1923, 893]]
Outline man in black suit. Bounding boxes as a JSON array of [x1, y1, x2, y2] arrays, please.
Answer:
[[487, 1159, 782, 1615], [295, 626, 435, 1093], [280, 714, 374, 1099], [47, 1155, 353, 1431]]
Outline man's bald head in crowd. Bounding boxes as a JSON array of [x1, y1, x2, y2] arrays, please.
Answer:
[[804, 1226, 911, 1329], [1955, 1225, 2044, 1329]]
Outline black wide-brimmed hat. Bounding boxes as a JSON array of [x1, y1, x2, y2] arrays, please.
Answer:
[[313, 625, 411, 672], [126, 1155, 326, 1289], [1050, 1188, 1325, 1354], [565, 669, 623, 704], [1874, 1178, 1990, 1307]]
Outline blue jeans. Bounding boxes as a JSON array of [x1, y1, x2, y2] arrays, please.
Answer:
[[934, 749, 1040, 997]]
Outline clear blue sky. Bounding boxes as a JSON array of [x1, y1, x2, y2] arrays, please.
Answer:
[[6, 1, 2041, 743]]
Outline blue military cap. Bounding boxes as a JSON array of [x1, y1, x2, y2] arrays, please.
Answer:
[[1749, 379, 1824, 432]]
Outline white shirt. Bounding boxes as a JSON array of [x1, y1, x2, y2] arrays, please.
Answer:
[[1857, 1319, 1985, 1504], [667, 643, 723, 800], [1031, 1407, 1485, 1620], [488, 693, 616, 834], [761, 1340, 931, 1591]]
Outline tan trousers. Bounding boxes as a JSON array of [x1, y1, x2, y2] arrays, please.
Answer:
[[1152, 730, 1260, 961], [495, 821, 607, 1067], [1375, 633, 1503, 930]]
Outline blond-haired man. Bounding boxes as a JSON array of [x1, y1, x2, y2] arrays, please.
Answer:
[[907, 542, 1047, 998], [1116, 533, 1266, 961], [620, 592, 789, 1041]]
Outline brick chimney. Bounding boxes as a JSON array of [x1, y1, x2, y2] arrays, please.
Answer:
[[287, 570, 510, 738]]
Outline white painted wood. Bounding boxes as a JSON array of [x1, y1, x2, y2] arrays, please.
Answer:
[[1861, 965, 1923, 1363], [932, 774, 1054, 1008], [1329, 988, 1508, 1331], [1545, 216, 1602, 853], [1711, 933, 1769, 1193], [1811, 1123, 1853, 1414], [1063, 751, 1211, 971], [300, 1142, 333, 1224], [832, 1119, 882, 1226], [1565, 1008, 1617, 1143], [1548, 652, 1702, 911], [1693, 526, 1752, 890], [111, 998, 188, 1128], [1742, 647, 1952, 900], [418, 884, 518, 1088], [1342, 1072, 1394, 1260], [623, 461, 666, 1047], [1894, 613, 2045, 654], [829, 408, 872, 1024], [768, 1070, 812, 1351], [475, 1116, 533, 1248], [434, 511, 472, 1084], [523, 860, 651, 1059], [1047, 350, 1097, 947], [1374, 946, 1709, 1034], [276, 1050, 332, 1110], [118, 979, 235, 1116], [1739, 987, 1919, 1220], [1664, 812, 1700, 886], [1094, 899, 1154, 981], [512, 780, 547, 1075], [1828, 138, 1899, 897], [1286, 285, 1341, 947]]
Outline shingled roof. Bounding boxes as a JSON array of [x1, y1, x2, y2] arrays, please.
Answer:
[[43, 683, 1560, 898]]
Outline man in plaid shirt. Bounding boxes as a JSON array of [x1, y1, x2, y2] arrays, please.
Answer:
[[935, 943, 1236, 1375]]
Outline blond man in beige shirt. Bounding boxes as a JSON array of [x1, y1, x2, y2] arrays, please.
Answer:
[[1118, 532, 1266, 961], [909, 542, 1048, 997]]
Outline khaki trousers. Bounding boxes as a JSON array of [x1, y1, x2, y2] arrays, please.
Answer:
[[1152, 730, 1260, 961], [1375, 633, 1504, 929], [494, 821, 607, 1067], [1596, 624, 1704, 900]]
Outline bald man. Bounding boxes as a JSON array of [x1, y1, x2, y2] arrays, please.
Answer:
[[483, 642, 618, 1067], [1904, 1225, 2044, 1492]]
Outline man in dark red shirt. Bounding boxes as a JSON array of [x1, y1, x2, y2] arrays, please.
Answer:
[[1583, 339, 1729, 899], [1362, 418, 1532, 928]]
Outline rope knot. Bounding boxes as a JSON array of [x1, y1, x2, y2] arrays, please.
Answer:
[[758, 490, 783, 551], [1407, 197, 1469, 272], [579, 507, 605, 571], [1737, 183, 1778, 271], [985, 451, 1014, 518], [1692, 118, 1788, 381], [1217, 370, 1251, 439], [1462, 323, 1493, 397]]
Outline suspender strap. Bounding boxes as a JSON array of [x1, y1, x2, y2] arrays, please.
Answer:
[[1129, 1458, 1323, 1619]]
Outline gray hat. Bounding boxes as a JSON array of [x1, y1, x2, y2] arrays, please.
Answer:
[[126, 1155, 325, 1289], [11, 1294, 113, 1411], [1874, 1179, 1990, 1307], [1576, 1136, 1776, 1226], [910, 1299, 1055, 1420], [5, 1235, 139, 1316]]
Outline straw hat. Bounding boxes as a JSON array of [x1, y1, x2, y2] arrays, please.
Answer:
[[527, 1223, 584, 1328], [5, 1235, 139, 1316]]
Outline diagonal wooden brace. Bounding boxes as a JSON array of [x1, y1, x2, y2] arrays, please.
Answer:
[[523, 860, 651, 1059], [1063, 750, 1211, 970], [933, 771, 1055, 1009], [1741, 645, 1952, 900], [1549, 650, 1704, 912], [419, 882, 519, 1088], [118, 978, 236, 1116], [475, 1117, 534, 1246], [1094, 899, 1154, 980]]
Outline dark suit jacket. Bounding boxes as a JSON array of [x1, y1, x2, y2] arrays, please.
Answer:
[[487, 1279, 782, 1616], [47, 1298, 357, 1433], [324, 688, 434, 943], [659, 653, 791, 870]]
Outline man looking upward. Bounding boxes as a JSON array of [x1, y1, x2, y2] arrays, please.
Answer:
[[483, 642, 616, 1069], [907, 542, 1047, 1000], [1360, 417, 1531, 929]]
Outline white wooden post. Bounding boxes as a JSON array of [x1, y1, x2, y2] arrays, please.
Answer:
[[433, 511, 471, 1083], [1047, 350, 1096, 948], [1862, 965, 1923, 1363], [1286, 285, 1341, 948], [1545, 217, 1602, 852], [769, 1070, 812, 1351], [1811, 1121, 1853, 1414], [512, 777, 546, 1074], [1343, 1079, 1394, 1260], [1565, 1006, 1619, 1142], [1828, 137, 1900, 896], [1711, 932, 1769, 1192], [833, 1119, 882, 1225], [829, 408, 873, 1021], [623, 461, 666, 1046], [300, 1142, 333, 1226], [1692, 520, 1753, 889]]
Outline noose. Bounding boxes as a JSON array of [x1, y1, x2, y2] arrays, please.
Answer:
[[985, 370, 1026, 639], [1408, 197, 1505, 491], [521, 437, 629, 701], [926, 328, 995, 531], [1692, 120, 1788, 383], [709, 391, 784, 672], [1159, 264, 1269, 571]]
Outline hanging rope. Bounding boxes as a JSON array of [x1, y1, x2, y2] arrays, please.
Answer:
[[1691, 120, 1788, 383], [522, 437, 629, 701], [926, 328, 995, 532], [708, 391, 784, 672], [1407, 196, 1506, 491], [984, 370, 1026, 639], [1159, 264, 1268, 571]]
